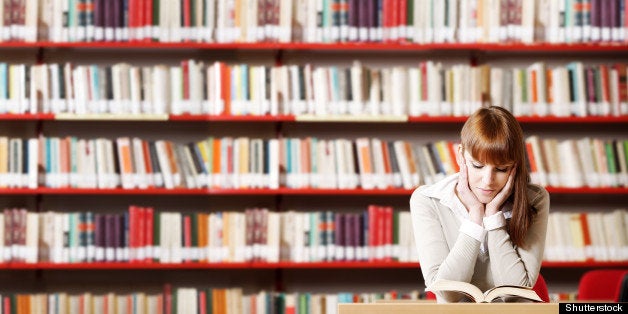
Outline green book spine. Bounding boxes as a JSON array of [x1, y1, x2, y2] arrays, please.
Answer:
[[407, 0, 414, 41], [152, 0, 160, 41], [299, 293, 307, 314], [605, 140, 617, 179], [206, 288, 213, 314], [594, 67, 603, 104], [153, 211, 160, 262], [520, 69, 528, 104]]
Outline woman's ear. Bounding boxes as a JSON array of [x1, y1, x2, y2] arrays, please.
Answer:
[[455, 144, 464, 166]]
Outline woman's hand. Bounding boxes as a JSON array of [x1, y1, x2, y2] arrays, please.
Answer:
[[456, 153, 484, 225], [485, 166, 516, 216]]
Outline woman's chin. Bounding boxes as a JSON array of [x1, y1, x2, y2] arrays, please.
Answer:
[[475, 194, 495, 204]]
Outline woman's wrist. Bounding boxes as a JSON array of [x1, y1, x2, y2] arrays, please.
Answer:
[[485, 206, 500, 216], [469, 205, 485, 225]]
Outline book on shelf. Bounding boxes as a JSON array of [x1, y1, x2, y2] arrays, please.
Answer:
[[426, 279, 542, 303], [0, 134, 625, 191], [0, 203, 424, 264], [1, 60, 628, 118], [544, 209, 628, 262]]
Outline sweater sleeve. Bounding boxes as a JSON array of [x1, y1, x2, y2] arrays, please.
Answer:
[[486, 185, 550, 287], [410, 189, 481, 302]]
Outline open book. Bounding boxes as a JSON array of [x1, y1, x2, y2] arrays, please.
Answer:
[[426, 279, 543, 303]]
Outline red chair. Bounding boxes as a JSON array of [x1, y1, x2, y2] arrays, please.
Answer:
[[533, 273, 550, 302], [426, 274, 550, 302], [577, 269, 628, 301]]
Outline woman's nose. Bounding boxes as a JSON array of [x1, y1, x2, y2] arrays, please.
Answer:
[[482, 169, 494, 185]]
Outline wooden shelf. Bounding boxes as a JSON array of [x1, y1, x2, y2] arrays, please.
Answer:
[[3, 260, 626, 270]]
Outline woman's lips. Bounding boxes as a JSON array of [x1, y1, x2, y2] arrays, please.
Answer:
[[478, 188, 494, 195]]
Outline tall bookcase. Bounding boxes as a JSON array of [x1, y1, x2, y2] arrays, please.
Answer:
[[0, 40, 626, 307]]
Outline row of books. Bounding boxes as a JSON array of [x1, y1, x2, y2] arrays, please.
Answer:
[[0, 205, 418, 264], [2, 135, 627, 190], [7, 0, 628, 44], [525, 136, 628, 188], [545, 209, 628, 262], [2, 61, 627, 117], [0, 287, 422, 314]]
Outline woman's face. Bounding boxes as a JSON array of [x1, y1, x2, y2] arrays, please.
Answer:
[[463, 150, 514, 204]]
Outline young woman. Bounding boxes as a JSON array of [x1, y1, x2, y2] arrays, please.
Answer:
[[410, 106, 549, 303]]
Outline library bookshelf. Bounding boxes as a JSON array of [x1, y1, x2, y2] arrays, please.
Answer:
[[1, 260, 627, 270], [0, 40, 627, 311]]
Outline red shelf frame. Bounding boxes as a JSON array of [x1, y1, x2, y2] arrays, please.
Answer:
[[1, 42, 628, 52], [0, 187, 624, 195], [3, 260, 626, 270], [544, 187, 628, 194], [168, 114, 295, 122], [0, 113, 55, 120], [0, 113, 627, 123], [408, 116, 628, 123]]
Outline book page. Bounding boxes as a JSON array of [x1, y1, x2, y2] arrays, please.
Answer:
[[426, 279, 483, 302], [485, 285, 542, 302]]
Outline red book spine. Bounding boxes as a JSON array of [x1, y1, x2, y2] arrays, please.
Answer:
[[104, 294, 109, 313], [128, 0, 136, 40], [142, 140, 154, 187], [384, 206, 393, 261], [146, 206, 154, 262], [391, 0, 399, 41], [127, 295, 132, 314], [138, 206, 146, 262], [183, 0, 192, 42], [144, 0, 153, 42], [446, 141, 460, 173], [227, 139, 234, 180], [398, 0, 406, 42], [129, 205, 138, 261], [381, 141, 392, 187], [163, 284, 173, 314], [376, 205, 384, 261], [367, 204, 377, 261], [136, 0, 145, 41], [79, 295, 85, 314], [181, 60, 190, 101], [221, 63, 231, 115], [420, 62, 428, 102], [579, 213, 592, 252], [199, 290, 207, 314], [525, 141, 538, 173], [382, 0, 391, 42]]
